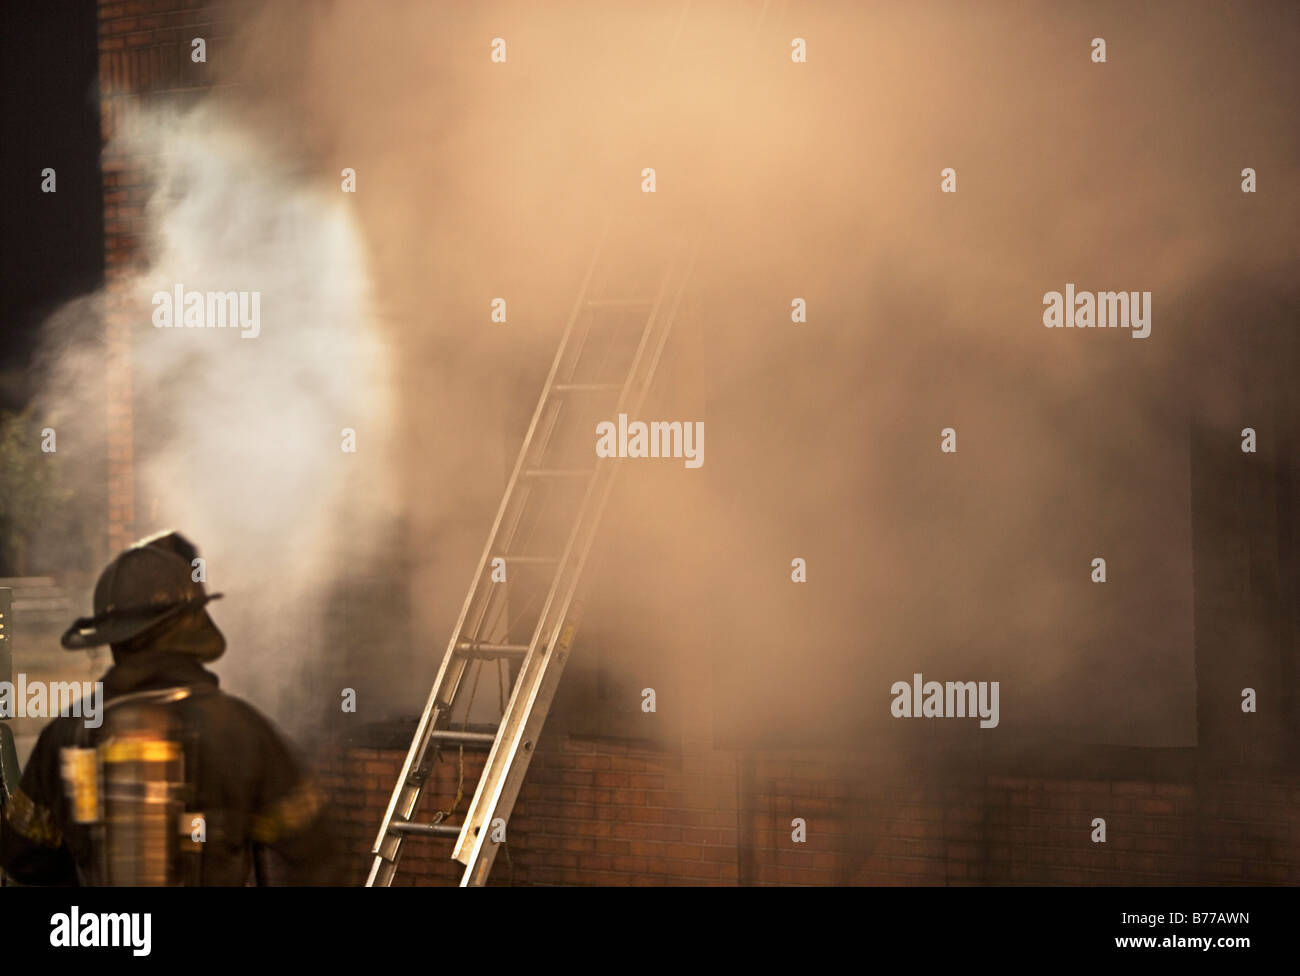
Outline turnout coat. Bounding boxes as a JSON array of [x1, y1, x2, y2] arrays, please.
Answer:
[[2, 650, 334, 886]]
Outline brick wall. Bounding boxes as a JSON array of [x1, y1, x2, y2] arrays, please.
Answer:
[[97, 0, 1299, 887], [318, 726, 1300, 886], [97, 0, 243, 553]]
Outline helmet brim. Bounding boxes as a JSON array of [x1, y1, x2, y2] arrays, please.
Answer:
[[61, 593, 224, 655]]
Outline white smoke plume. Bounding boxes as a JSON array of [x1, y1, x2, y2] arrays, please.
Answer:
[[35, 104, 399, 725]]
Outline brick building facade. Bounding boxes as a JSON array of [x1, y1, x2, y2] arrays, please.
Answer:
[[93, 0, 1299, 885], [321, 733, 1299, 886], [97, 0, 240, 555]]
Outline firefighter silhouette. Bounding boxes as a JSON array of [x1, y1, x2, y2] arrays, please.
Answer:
[[1, 531, 336, 885]]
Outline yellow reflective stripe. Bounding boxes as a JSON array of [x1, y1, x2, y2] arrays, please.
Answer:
[[251, 778, 323, 844], [4, 787, 62, 847], [101, 739, 182, 763]]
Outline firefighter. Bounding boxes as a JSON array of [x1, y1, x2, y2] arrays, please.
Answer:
[[1, 530, 338, 885]]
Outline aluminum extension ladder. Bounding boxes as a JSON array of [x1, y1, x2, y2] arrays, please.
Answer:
[[368, 0, 782, 887], [368, 222, 696, 886]]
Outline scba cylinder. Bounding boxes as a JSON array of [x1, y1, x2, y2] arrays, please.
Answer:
[[100, 704, 185, 886]]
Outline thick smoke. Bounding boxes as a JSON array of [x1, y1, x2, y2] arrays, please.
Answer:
[[32, 0, 1299, 751], [35, 104, 398, 726]]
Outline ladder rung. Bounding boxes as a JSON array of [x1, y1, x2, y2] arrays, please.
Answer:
[[369, 221, 692, 887], [430, 729, 498, 745], [550, 383, 623, 395], [454, 641, 530, 659], [390, 822, 461, 837], [521, 468, 594, 479]]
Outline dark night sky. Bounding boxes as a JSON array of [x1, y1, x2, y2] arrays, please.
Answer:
[[0, 0, 103, 413]]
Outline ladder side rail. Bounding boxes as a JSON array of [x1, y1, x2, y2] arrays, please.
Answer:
[[447, 230, 609, 652], [456, 467, 616, 884], [365, 645, 477, 885], [613, 252, 680, 415], [448, 459, 603, 866], [625, 240, 700, 412], [453, 256, 695, 880], [465, 307, 614, 652], [448, 247, 679, 864], [371, 0, 785, 886], [366, 235, 606, 885]]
